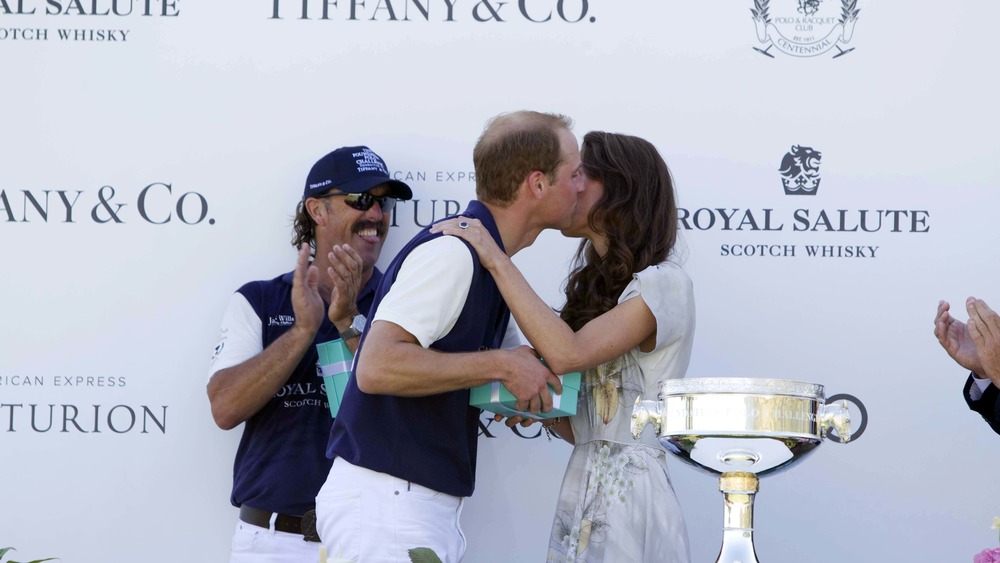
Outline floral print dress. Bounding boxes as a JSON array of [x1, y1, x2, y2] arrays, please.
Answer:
[[547, 262, 695, 563]]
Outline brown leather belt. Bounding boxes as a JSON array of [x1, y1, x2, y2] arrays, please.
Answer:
[[239, 505, 320, 542]]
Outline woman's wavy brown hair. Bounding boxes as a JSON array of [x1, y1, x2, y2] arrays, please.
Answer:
[[559, 131, 678, 330]]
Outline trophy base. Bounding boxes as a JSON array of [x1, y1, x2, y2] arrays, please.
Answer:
[[715, 472, 761, 563]]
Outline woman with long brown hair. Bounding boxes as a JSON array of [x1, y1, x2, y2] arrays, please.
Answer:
[[432, 130, 694, 562]]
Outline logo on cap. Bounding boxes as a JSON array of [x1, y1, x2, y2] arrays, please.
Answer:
[[353, 148, 389, 175], [309, 179, 334, 190], [303, 145, 413, 201]]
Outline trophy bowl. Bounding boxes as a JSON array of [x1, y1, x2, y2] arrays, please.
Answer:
[[632, 377, 851, 476], [631, 377, 857, 563]]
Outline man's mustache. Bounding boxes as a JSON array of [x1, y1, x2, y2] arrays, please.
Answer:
[[353, 220, 387, 237]]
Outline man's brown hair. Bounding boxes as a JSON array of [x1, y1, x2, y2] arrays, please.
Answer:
[[472, 111, 574, 206]]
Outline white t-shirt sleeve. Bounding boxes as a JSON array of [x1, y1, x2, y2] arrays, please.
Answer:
[[373, 236, 475, 349], [620, 262, 695, 351], [501, 316, 524, 349], [208, 292, 263, 380], [618, 262, 696, 384]]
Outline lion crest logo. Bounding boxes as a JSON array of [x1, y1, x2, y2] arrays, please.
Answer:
[[779, 145, 822, 195]]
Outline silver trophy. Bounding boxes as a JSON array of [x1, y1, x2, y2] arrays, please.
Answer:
[[631, 377, 860, 563]]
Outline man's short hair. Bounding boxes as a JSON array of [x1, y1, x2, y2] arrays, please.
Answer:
[[473, 111, 574, 206]]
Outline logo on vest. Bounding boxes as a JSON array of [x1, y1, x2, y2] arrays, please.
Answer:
[[267, 315, 294, 327]]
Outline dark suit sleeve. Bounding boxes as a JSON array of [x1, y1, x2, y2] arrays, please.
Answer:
[[964, 372, 1000, 436]]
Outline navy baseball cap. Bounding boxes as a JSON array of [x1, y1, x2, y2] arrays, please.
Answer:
[[304, 146, 412, 201]]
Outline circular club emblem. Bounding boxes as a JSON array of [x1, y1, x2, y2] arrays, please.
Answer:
[[751, 0, 860, 58]]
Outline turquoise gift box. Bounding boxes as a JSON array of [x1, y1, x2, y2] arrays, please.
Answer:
[[316, 338, 353, 418], [469, 369, 581, 420]]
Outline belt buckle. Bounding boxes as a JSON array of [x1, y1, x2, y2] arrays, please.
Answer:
[[301, 509, 320, 542]]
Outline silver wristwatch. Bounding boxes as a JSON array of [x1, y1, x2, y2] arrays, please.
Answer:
[[339, 313, 367, 340]]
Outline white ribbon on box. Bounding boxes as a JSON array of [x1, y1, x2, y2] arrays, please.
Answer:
[[487, 378, 562, 420], [320, 360, 353, 377]]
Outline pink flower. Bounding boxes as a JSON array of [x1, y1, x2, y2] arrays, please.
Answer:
[[974, 547, 1000, 563]]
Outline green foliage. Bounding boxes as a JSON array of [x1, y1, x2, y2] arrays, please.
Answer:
[[0, 547, 57, 563], [407, 547, 443, 563]]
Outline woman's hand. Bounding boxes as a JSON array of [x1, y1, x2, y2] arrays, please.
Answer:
[[494, 413, 536, 427], [430, 217, 507, 271], [491, 414, 574, 444]]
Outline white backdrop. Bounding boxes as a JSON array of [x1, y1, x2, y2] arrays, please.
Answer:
[[3, 1, 1000, 561]]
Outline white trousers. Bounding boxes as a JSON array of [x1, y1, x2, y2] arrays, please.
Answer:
[[315, 458, 467, 563], [228, 521, 321, 563]]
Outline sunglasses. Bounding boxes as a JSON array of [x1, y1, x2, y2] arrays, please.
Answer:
[[318, 191, 397, 213]]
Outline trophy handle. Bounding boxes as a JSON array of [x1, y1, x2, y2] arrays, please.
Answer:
[[631, 396, 662, 439], [818, 400, 852, 443], [823, 393, 869, 443]]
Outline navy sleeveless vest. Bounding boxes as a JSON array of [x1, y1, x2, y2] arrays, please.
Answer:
[[326, 201, 509, 497]]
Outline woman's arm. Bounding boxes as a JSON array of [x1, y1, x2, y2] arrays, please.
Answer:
[[496, 413, 576, 445], [542, 416, 575, 445], [430, 218, 656, 375]]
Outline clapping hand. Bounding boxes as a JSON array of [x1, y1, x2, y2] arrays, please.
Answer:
[[966, 297, 1000, 387], [325, 243, 364, 324], [291, 243, 326, 336]]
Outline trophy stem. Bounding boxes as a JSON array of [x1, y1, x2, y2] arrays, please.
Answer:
[[715, 471, 761, 563]]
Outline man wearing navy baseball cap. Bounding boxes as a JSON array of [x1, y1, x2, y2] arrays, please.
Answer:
[[208, 145, 411, 562]]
